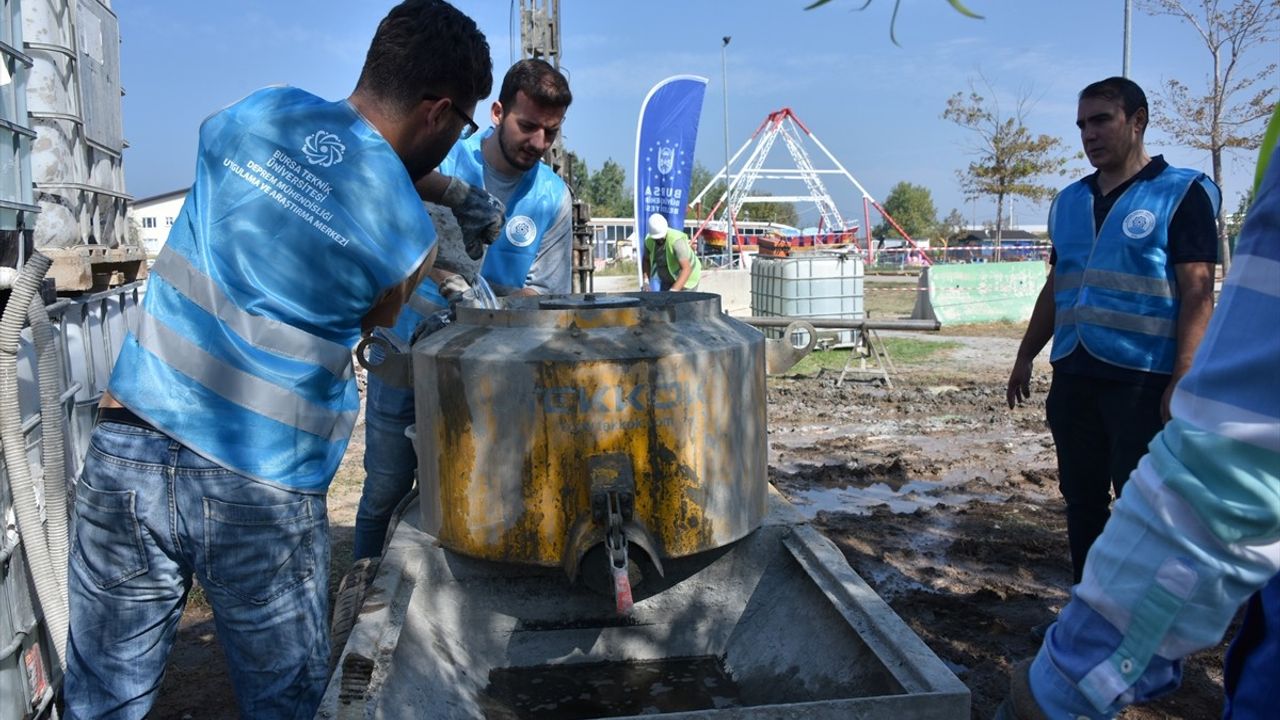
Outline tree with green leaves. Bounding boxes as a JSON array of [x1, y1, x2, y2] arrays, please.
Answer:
[[1224, 185, 1255, 254], [586, 159, 631, 217], [741, 192, 801, 227], [687, 162, 802, 228], [943, 81, 1072, 254], [872, 181, 938, 239], [940, 208, 967, 240], [1138, 0, 1278, 273], [566, 151, 591, 200], [686, 163, 725, 221]]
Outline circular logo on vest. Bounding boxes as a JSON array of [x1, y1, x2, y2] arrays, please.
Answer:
[[505, 215, 537, 247], [1122, 209, 1157, 239], [301, 130, 346, 167]]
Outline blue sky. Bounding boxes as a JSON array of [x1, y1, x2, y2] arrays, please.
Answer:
[[116, 1, 1275, 227]]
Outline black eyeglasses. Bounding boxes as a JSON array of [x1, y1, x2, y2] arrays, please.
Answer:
[[423, 94, 479, 139]]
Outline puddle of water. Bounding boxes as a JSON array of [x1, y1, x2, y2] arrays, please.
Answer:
[[480, 656, 742, 719], [786, 477, 1004, 519]]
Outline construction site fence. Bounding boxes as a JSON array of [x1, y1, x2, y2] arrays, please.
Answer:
[[586, 230, 1052, 270], [866, 244, 1052, 270]]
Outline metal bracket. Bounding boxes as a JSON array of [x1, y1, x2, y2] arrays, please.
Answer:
[[354, 334, 413, 389], [764, 320, 817, 375]]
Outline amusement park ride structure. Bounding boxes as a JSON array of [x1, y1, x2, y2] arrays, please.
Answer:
[[689, 107, 928, 266]]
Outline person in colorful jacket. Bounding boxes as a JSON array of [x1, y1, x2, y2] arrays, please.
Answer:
[[352, 59, 573, 561], [1007, 77, 1220, 585], [63, 3, 492, 718], [643, 213, 702, 291], [996, 108, 1280, 720]]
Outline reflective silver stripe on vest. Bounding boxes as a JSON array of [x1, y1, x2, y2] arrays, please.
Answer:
[[151, 248, 354, 380], [1054, 269, 1174, 297], [1230, 254, 1280, 299], [1057, 306, 1177, 338], [135, 309, 358, 442], [407, 293, 445, 318], [1083, 268, 1176, 298], [1054, 271, 1083, 292]]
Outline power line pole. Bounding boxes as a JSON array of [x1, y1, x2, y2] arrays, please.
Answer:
[[721, 36, 733, 269], [1123, 0, 1132, 77]]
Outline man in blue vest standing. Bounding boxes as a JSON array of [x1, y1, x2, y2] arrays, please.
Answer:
[[352, 59, 573, 561], [1006, 77, 1220, 586], [63, 3, 492, 718], [995, 108, 1280, 720]]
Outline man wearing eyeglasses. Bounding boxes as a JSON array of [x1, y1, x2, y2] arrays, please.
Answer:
[[63, 2, 491, 718], [353, 59, 573, 562]]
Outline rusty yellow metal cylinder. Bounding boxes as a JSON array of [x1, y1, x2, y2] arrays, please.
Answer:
[[411, 292, 768, 566]]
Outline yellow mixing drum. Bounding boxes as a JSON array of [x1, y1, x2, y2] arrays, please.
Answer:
[[382, 292, 769, 611]]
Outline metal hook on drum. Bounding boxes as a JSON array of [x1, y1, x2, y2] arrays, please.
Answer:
[[764, 320, 817, 375], [355, 333, 414, 389]]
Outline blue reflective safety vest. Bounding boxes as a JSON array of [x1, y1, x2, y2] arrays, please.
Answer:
[[110, 87, 435, 491], [393, 128, 569, 341], [1048, 165, 1220, 374]]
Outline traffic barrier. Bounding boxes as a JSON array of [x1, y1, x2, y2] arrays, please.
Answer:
[[912, 261, 1047, 325]]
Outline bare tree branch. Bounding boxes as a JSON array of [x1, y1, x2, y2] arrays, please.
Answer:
[[942, 80, 1073, 252], [1140, 0, 1279, 272]]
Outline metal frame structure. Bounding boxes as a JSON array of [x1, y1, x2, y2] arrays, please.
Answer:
[[689, 107, 929, 266]]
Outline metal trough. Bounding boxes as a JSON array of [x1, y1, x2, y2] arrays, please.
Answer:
[[316, 490, 970, 719]]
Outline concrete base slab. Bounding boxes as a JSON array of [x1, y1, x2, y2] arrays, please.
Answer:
[[316, 490, 969, 719]]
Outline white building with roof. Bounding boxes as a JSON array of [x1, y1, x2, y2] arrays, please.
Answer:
[[130, 188, 188, 257]]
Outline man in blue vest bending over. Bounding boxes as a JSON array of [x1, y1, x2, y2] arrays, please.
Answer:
[[63, 2, 492, 718], [1006, 76, 1220, 586], [353, 59, 574, 561]]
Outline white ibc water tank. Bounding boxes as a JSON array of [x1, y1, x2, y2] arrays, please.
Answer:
[[23, 0, 128, 249], [750, 251, 865, 345], [0, 2, 39, 240]]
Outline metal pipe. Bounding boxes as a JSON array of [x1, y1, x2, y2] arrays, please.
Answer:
[[863, 197, 872, 263], [740, 316, 939, 332], [721, 36, 732, 269]]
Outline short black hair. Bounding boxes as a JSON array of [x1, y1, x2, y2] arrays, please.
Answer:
[[356, 0, 493, 116], [1079, 77, 1148, 120], [498, 59, 572, 110]]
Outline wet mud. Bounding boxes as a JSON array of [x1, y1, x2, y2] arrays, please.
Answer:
[[766, 366, 1229, 720]]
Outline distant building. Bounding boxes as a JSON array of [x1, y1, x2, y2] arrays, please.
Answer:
[[948, 228, 1049, 262], [131, 188, 188, 257], [952, 228, 1044, 244]]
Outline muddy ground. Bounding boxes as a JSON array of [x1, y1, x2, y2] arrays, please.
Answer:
[[766, 333, 1229, 720], [150, 320, 1230, 719]]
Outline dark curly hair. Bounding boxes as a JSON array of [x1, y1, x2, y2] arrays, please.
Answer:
[[498, 58, 572, 110], [356, 0, 493, 116]]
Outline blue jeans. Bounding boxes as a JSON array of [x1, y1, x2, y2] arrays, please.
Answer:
[[65, 420, 330, 720], [352, 374, 417, 559], [1224, 574, 1280, 718]]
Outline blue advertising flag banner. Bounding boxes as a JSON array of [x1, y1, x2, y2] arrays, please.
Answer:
[[634, 75, 708, 286]]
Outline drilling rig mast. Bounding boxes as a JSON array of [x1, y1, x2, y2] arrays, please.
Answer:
[[519, 0, 594, 291]]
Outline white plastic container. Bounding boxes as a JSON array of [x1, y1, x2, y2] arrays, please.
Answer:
[[750, 252, 864, 345]]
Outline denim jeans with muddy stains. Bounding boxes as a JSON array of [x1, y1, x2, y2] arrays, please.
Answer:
[[65, 420, 330, 720]]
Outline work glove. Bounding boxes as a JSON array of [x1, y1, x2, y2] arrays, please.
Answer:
[[440, 176, 505, 260], [410, 308, 453, 346], [992, 659, 1049, 720], [438, 273, 471, 300]]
